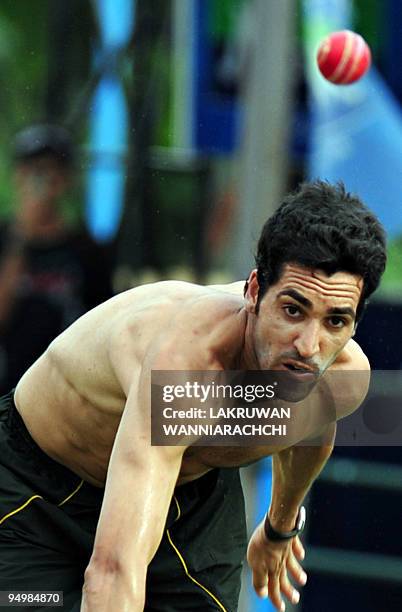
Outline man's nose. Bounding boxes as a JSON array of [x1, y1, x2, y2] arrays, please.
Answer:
[[293, 321, 321, 358]]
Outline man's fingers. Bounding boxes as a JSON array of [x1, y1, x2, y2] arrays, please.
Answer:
[[280, 566, 300, 606], [287, 553, 307, 586], [268, 572, 285, 612], [293, 535, 305, 561], [252, 566, 268, 599]]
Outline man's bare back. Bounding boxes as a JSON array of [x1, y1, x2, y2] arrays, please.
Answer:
[[14, 278, 367, 490], [13, 280, 264, 486]]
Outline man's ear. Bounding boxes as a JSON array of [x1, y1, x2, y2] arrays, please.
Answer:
[[245, 269, 259, 313]]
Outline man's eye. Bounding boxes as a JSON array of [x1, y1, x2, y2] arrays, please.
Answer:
[[284, 305, 301, 318], [328, 316, 346, 328]]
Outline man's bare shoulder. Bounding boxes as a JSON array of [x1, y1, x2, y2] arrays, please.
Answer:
[[207, 280, 246, 296], [18, 279, 246, 403], [102, 279, 247, 391], [117, 278, 245, 303], [323, 339, 370, 421], [113, 279, 245, 323], [62, 277, 245, 354], [145, 280, 247, 369], [330, 338, 370, 372]]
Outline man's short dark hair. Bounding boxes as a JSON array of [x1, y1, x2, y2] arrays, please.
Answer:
[[254, 180, 387, 322], [13, 124, 73, 167]]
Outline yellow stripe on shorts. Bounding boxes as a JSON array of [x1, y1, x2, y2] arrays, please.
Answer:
[[166, 496, 228, 612], [0, 494, 43, 525]]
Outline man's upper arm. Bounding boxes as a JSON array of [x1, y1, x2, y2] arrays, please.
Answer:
[[328, 338, 370, 419], [297, 340, 370, 444], [94, 328, 221, 569], [92, 357, 185, 571]]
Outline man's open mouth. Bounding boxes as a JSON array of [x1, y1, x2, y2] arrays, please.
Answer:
[[282, 362, 317, 378]]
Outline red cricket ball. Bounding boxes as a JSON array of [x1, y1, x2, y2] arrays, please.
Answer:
[[316, 30, 371, 85]]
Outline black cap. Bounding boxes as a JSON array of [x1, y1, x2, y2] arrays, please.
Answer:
[[13, 124, 74, 166]]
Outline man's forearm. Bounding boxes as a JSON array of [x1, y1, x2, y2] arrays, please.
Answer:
[[268, 422, 336, 531], [81, 562, 146, 612], [80, 439, 183, 611]]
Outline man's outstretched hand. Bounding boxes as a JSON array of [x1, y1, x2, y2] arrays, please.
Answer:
[[247, 521, 307, 611]]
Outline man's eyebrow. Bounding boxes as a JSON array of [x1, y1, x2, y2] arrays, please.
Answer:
[[277, 290, 356, 319], [328, 306, 356, 319], [277, 289, 312, 308]]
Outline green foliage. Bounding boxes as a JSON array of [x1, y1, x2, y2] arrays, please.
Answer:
[[353, 0, 384, 59], [208, 0, 246, 40], [146, 166, 205, 271], [380, 238, 402, 292], [0, 1, 49, 216]]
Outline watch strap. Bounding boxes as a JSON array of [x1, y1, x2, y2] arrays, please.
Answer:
[[264, 506, 306, 542]]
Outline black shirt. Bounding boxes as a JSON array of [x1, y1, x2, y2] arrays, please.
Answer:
[[0, 223, 113, 393]]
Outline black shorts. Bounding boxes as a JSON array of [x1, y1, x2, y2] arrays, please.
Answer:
[[0, 392, 247, 611]]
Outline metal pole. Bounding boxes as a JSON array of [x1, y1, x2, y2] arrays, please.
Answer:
[[230, 0, 296, 279], [172, 0, 196, 150]]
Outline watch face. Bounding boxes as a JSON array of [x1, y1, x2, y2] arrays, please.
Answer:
[[297, 506, 306, 532]]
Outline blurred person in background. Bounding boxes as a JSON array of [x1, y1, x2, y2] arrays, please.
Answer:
[[0, 124, 113, 394]]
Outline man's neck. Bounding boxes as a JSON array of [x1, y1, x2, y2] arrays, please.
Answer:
[[236, 310, 259, 370]]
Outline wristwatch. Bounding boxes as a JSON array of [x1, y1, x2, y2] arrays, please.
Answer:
[[264, 506, 306, 542]]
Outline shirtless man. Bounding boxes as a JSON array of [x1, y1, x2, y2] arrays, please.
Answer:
[[0, 181, 386, 612]]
